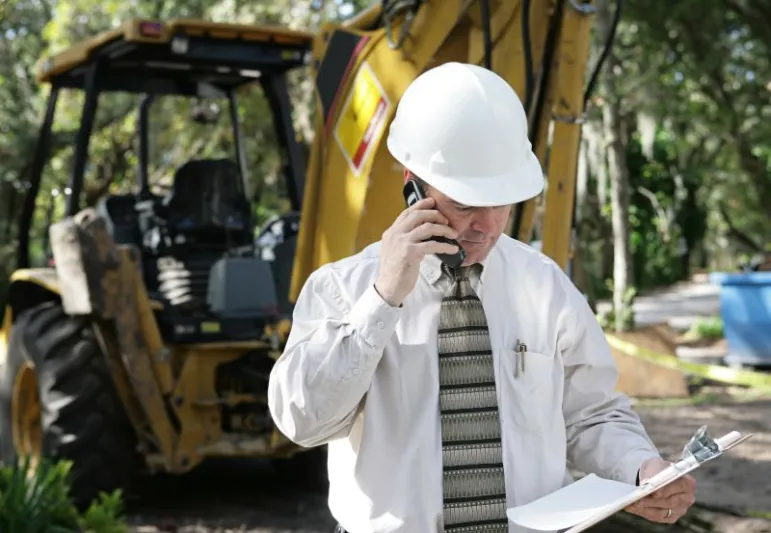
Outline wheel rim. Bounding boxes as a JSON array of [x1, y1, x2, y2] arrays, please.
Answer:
[[11, 362, 42, 465]]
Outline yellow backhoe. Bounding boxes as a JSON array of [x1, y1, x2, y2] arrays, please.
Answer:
[[0, 0, 615, 509]]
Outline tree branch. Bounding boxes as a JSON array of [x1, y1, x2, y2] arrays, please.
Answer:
[[638, 186, 672, 241], [84, 130, 137, 205], [718, 201, 764, 252], [721, 0, 771, 49]]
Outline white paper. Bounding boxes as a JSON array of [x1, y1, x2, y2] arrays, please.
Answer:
[[506, 474, 639, 531], [505, 430, 752, 533]]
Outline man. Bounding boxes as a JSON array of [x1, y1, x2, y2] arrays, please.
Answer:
[[267, 62, 696, 533]]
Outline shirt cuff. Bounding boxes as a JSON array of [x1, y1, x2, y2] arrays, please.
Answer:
[[348, 283, 402, 349], [621, 450, 662, 486]]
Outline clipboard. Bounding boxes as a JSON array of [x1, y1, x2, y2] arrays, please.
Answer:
[[506, 425, 754, 532]]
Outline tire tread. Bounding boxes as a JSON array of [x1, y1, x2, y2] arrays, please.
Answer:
[[13, 301, 138, 509]]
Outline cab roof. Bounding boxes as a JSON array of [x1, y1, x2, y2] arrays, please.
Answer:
[[35, 18, 314, 96]]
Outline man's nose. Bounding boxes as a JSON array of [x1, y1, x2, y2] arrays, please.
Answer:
[[469, 208, 498, 233]]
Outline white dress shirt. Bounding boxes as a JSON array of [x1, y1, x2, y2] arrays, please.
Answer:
[[268, 235, 661, 533]]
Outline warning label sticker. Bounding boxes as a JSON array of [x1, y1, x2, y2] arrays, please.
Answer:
[[334, 62, 391, 178]]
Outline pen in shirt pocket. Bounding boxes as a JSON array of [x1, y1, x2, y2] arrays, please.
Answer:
[[515, 339, 527, 377]]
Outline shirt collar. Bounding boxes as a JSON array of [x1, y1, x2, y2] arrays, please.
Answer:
[[419, 243, 495, 287]]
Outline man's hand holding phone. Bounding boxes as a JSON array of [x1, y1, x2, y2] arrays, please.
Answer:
[[374, 197, 459, 307]]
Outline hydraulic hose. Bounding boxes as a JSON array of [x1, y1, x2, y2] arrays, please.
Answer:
[[522, 0, 534, 113], [582, 0, 623, 110], [480, 0, 493, 70]]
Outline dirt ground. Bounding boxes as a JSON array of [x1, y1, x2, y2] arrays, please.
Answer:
[[634, 395, 771, 532], [124, 395, 771, 533], [636, 397, 771, 514]]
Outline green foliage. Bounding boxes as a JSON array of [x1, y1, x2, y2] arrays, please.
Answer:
[[575, 0, 771, 302], [622, 0, 771, 258], [684, 316, 724, 341], [0, 456, 127, 533], [79, 492, 128, 533], [576, 125, 694, 302], [0, 457, 80, 532], [625, 131, 692, 291]]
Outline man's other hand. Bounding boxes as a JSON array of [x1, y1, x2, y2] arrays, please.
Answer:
[[625, 457, 697, 524]]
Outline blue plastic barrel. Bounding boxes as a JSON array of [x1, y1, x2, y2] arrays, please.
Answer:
[[709, 271, 771, 366]]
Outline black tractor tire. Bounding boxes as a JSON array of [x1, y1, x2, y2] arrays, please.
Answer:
[[0, 301, 139, 510], [271, 445, 329, 492]]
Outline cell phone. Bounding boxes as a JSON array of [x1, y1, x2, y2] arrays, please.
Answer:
[[403, 179, 466, 268]]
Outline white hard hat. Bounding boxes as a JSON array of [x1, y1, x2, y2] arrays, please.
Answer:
[[386, 62, 544, 207]]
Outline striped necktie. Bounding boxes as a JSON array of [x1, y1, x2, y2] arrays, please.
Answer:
[[437, 263, 508, 532]]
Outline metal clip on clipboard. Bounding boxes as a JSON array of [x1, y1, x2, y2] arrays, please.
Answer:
[[684, 425, 722, 462], [640, 425, 752, 491]]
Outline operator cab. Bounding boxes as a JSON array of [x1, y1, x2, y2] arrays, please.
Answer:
[[95, 154, 284, 345], [23, 18, 311, 344]]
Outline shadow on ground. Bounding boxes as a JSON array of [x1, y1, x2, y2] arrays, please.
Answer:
[[126, 458, 336, 533]]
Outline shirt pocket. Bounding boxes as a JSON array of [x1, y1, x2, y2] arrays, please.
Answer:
[[500, 348, 556, 432]]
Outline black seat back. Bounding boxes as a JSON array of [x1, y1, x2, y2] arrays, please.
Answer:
[[96, 193, 141, 246], [163, 158, 252, 244]]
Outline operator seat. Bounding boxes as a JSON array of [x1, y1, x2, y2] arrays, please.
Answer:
[[163, 158, 252, 244], [141, 158, 254, 311]]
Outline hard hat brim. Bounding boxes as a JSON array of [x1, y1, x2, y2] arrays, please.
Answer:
[[403, 150, 545, 208]]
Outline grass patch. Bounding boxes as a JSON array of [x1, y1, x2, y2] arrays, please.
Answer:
[[632, 384, 771, 407], [683, 316, 724, 341]]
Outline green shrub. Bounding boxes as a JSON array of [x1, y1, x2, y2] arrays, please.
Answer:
[[684, 316, 724, 341], [0, 456, 128, 533]]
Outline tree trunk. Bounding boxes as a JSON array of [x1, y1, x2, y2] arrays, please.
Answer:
[[597, 0, 634, 332], [604, 83, 634, 332]]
